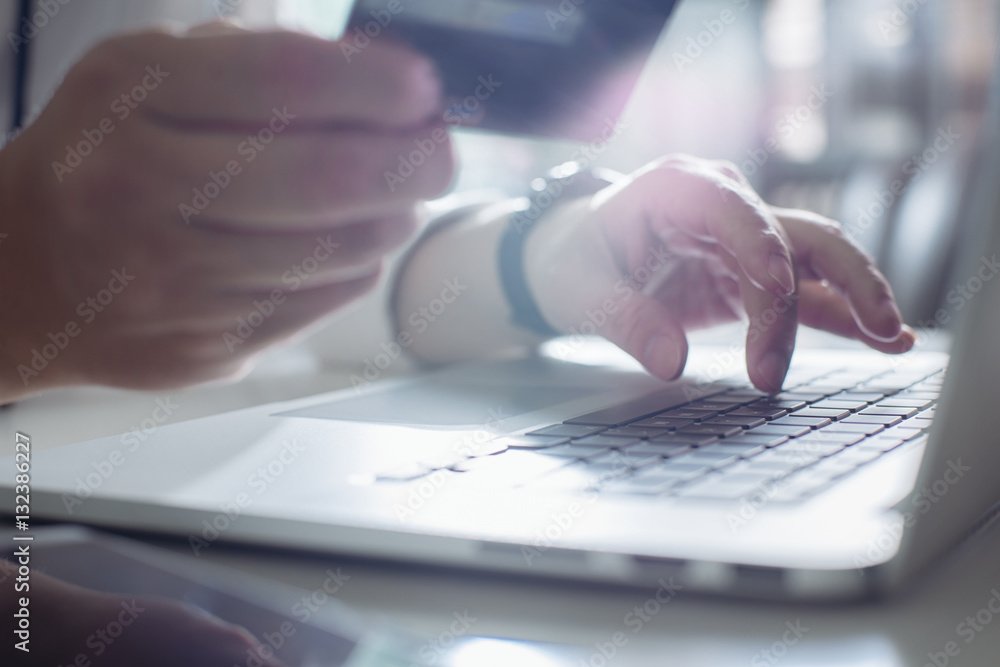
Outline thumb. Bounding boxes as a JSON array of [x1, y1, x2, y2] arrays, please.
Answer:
[[603, 292, 688, 381]]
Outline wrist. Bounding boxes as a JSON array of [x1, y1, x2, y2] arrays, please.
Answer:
[[502, 163, 619, 337]]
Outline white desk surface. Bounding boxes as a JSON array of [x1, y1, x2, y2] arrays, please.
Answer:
[[3, 338, 998, 667]]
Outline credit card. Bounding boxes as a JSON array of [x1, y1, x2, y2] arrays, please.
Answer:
[[344, 0, 679, 141]]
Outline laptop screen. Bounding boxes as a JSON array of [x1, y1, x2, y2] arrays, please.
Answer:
[[890, 34, 1000, 585]]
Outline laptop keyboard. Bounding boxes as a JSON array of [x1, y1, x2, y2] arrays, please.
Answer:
[[376, 365, 944, 503]]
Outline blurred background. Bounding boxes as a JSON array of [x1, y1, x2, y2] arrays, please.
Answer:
[[262, 0, 998, 327]]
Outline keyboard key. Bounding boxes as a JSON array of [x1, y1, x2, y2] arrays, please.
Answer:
[[603, 426, 671, 439], [495, 435, 567, 450], [830, 392, 885, 404], [634, 464, 709, 482], [626, 442, 693, 457], [841, 414, 903, 427], [601, 477, 676, 496], [880, 426, 923, 441], [823, 422, 885, 436], [770, 415, 832, 429], [528, 424, 605, 438], [855, 437, 906, 453], [673, 450, 741, 468], [677, 424, 744, 438], [660, 408, 720, 421], [702, 415, 767, 429], [701, 391, 765, 406], [631, 417, 696, 431], [686, 399, 741, 412], [810, 399, 868, 412], [653, 459, 716, 479], [792, 407, 851, 420], [534, 443, 609, 459], [751, 398, 807, 412], [875, 397, 934, 410], [590, 451, 661, 470], [673, 473, 777, 499], [908, 417, 935, 430], [773, 440, 844, 457], [572, 435, 641, 448], [745, 423, 812, 438], [563, 389, 693, 426], [723, 433, 790, 448], [452, 451, 567, 482], [795, 431, 865, 447], [729, 405, 789, 419], [823, 447, 883, 466], [697, 442, 766, 458], [773, 391, 828, 403], [898, 391, 940, 401], [860, 406, 918, 418], [649, 433, 719, 447]]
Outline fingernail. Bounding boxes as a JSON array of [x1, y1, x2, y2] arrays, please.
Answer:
[[646, 335, 682, 380], [755, 351, 789, 393], [767, 254, 795, 296], [879, 297, 904, 337], [899, 325, 916, 352]]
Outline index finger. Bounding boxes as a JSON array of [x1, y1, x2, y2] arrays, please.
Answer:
[[93, 30, 442, 127]]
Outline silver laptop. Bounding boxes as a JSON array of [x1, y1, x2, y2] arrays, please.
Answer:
[[4, 52, 1000, 606]]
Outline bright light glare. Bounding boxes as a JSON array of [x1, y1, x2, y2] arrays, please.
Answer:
[[764, 0, 825, 69], [449, 638, 563, 667]]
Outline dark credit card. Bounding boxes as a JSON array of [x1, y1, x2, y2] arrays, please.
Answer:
[[345, 0, 680, 141]]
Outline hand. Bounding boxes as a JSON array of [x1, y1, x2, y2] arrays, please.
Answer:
[[525, 155, 915, 392], [1, 561, 286, 667], [0, 24, 453, 401]]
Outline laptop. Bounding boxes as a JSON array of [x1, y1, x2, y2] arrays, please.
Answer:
[[4, 25, 1000, 604]]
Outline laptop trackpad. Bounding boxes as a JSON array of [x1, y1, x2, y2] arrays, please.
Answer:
[[278, 377, 594, 427]]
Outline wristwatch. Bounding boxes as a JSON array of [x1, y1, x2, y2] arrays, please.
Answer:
[[499, 161, 620, 337]]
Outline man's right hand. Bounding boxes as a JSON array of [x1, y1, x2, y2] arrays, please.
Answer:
[[0, 26, 453, 401]]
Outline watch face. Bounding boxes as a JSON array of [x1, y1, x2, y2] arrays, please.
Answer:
[[346, 0, 680, 141]]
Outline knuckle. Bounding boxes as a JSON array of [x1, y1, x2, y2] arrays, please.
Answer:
[[303, 139, 377, 208], [256, 32, 328, 99], [371, 47, 438, 112]]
